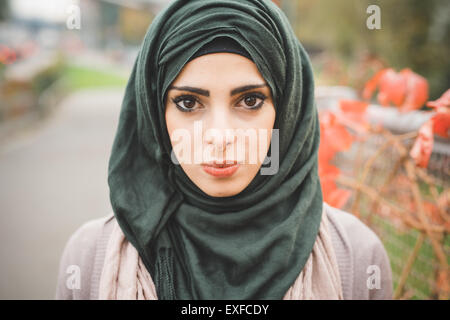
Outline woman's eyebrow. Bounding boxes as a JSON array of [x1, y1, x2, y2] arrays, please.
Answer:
[[169, 86, 209, 97], [168, 83, 268, 97], [230, 84, 267, 96]]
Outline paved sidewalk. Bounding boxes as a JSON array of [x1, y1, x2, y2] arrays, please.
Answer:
[[0, 88, 124, 299]]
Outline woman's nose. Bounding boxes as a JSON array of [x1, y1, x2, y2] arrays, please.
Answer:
[[204, 131, 234, 152], [203, 107, 236, 151], [204, 127, 235, 151]]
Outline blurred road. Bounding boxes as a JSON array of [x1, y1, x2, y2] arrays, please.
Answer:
[[0, 88, 124, 299]]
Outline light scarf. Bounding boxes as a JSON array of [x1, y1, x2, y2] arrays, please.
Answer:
[[99, 208, 343, 300]]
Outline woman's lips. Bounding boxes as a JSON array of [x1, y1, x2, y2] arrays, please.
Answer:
[[201, 161, 240, 178]]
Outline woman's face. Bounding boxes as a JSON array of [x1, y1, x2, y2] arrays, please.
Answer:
[[165, 53, 276, 197]]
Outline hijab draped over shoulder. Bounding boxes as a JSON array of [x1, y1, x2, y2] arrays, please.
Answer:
[[107, 0, 323, 299]]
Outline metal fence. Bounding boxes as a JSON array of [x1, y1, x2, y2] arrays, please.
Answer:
[[336, 133, 449, 299], [316, 86, 450, 299]]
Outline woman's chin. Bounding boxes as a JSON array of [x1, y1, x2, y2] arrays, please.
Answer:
[[197, 177, 245, 198], [197, 174, 248, 198]]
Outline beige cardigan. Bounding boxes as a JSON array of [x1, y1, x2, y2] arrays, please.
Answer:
[[55, 203, 393, 300]]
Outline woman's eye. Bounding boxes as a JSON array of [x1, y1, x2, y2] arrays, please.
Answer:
[[238, 93, 266, 110], [172, 96, 199, 112]]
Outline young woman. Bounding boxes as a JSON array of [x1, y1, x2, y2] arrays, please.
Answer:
[[56, 0, 392, 300]]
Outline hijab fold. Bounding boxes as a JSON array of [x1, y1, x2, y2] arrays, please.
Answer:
[[108, 0, 324, 299]]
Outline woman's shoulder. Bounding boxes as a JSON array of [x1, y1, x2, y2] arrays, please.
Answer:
[[324, 203, 393, 300], [325, 202, 384, 252], [55, 213, 115, 300], [55, 206, 394, 300]]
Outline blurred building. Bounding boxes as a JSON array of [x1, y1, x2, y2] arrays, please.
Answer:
[[80, 0, 171, 49]]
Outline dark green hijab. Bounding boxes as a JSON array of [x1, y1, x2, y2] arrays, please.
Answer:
[[108, 0, 323, 299]]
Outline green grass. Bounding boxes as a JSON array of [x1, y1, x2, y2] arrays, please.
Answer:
[[358, 196, 450, 299], [374, 216, 435, 299], [62, 64, 128, 91]]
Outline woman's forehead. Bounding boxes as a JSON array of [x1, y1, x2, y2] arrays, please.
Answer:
[[171, 53, 266, 86]]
